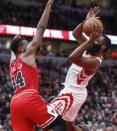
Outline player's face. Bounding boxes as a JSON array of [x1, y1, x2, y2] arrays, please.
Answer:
[[19, 40, 28, 53], [95, 35, 107, 50], [87, 36, 104, 54], [96, 35, 110, 49]]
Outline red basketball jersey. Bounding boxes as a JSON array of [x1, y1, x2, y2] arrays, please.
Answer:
[[10, 55, 39, 95]]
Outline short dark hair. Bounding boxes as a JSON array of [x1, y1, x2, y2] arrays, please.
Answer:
[[10, 36, 25, 55], [102, 34, 111, 52], [86, 34, 111, 54]]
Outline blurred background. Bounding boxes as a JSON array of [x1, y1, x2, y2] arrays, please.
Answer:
[[0, 0, 117, 131]]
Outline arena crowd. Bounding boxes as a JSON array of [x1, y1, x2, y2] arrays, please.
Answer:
[[0, 0, 117, 131], [0, 60, 116, 130], [0, 0, 117, 35]]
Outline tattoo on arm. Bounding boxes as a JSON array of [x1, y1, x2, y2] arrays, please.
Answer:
[[26, 0, 54, 55]]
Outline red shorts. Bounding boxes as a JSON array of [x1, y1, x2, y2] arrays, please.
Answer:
[[10, 89, 58, 131]]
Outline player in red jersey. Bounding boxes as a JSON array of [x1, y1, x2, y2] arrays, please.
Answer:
[[9, 0, 61, 131]]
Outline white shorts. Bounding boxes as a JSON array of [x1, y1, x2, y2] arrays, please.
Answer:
[[50, 87, 87, 122]]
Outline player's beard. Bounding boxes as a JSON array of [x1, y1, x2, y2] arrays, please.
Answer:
[[86, 44, 101, 54]]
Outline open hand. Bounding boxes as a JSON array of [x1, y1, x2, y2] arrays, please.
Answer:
[[86, 7, 100, 20], [47, 0, 54, 4]]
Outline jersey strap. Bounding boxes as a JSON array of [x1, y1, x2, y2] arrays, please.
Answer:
[[95, 56, 103, 64]]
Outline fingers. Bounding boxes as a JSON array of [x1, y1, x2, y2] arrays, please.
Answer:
[[95, 17, 100, 19], [90, 6, 100, 16], [91, 25, 102, 35], [86, 6, 101, 20], [88, 8, 93, 13], [90, 25, 103, 41], [47, 0, 54, 4], [94, 7, 100, 15], [90, 24, 96, 32], [96, 27, 103, 36]]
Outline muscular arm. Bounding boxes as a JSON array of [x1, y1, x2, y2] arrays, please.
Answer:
[[71, 7, 102, 74], [31, 0, 53, 49], [72, 20, 87, 44], [23, 0, 54, 65], [73, 7, 100, 45], [69, 33, 101, 75]]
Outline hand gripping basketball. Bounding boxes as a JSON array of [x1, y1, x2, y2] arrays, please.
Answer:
[[89, 26, 103, 42], [83, 17, 103, 36]]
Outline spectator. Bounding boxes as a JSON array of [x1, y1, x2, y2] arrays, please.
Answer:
[[0, 0, 117, 34], [0, 59, 116, 130]]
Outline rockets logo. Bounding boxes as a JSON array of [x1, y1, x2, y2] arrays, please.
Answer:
[[50, 93, 73, 116]]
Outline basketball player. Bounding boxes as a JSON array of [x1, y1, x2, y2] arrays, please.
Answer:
[[9, 0, 62, 131], [50, 6, 111, 128]]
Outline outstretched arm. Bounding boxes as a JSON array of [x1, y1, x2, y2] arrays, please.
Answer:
[[25, 0, 54, 56], [73, 7, 100, 44]]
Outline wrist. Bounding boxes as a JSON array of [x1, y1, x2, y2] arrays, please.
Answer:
[[85, 16, 89, 21], [47, 1, 53, 5], [47, 2, 52, 5], [82, 19, 87, 24]]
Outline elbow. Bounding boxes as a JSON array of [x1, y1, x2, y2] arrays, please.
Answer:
[[72, 29, 81, 38], [68, 54, 73, 61], [31, 39, 41, 47], [68, 54, 81, 64], [32, 40, 41, 45], [37, 26, 46, 31], [72, 31, 76, 39], [68, 54, 72, 60], [72, 31, 75, 37], [68, 54, 76, 63], [72, 31, 81, 43]]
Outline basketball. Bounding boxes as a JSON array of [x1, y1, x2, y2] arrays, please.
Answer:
[[83, 17, 103, 36]]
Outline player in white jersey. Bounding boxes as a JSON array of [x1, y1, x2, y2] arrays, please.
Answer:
[[50, 7, 111, 125]]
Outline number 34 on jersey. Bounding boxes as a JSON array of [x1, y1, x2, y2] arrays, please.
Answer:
[[11, 71, 25, 89]]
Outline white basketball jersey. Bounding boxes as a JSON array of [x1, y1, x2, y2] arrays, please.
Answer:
[[63, 55, 103, 90], [51, 54, 103, 122]]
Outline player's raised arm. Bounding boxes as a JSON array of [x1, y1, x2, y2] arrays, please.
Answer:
[[73, 7, 100, 44], [25, 0, 54, 56], [69, 27, 102, 75]]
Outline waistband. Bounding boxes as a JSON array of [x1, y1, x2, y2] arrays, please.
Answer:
[[12, 89, 38, 99]]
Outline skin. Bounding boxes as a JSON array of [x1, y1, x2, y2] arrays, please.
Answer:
[[11, 0, 54, 66], [69, 8, 110, 129], [11, 6, 109, 131], [70, 7, 107, 75]]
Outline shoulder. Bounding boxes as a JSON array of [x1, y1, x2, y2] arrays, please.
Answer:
[[87, 56, 101, 69], [84, 56, 101, 75], [78, 55, 101, 69], [84, 53, 101, 66], [21, 53, 36, 67]]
